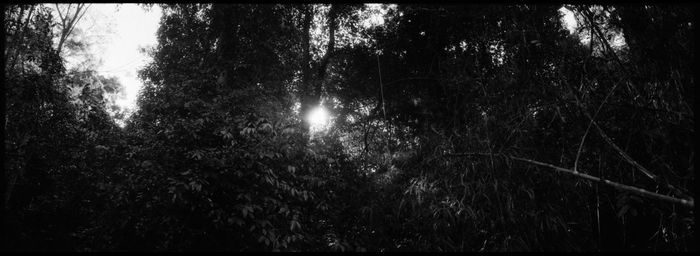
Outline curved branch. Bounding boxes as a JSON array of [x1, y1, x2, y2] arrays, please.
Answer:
[[574, 76, 625, 172]]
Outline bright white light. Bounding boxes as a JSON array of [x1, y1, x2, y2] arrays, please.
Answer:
[[307, 106, 330, 131], [558, 7, 578, 34], [557, 6, 627, 49], [100, 5, 161, 114], [362, 4, 396, 28]]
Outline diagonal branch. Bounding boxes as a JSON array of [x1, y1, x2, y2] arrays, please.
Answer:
[[510, 156, 694, 208], [567, 82, 690, 200], [69, 4, 91, 38], [55, 3, 65, 22], [57, 3, 90, 55], [574, 76, 626, 172], [556, 59, 690, 200], [444, 152, 694, 208], [577, 6, 626, 71]]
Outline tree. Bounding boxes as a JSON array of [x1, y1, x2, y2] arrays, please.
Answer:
[[53, 3, 90, 56], [3, 3, 693, 252]]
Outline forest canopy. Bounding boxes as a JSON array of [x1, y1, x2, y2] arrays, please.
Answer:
[[3, 3, 695, 251]]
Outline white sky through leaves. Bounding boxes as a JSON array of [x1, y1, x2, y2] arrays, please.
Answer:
[[559, 7, 578, 34], [62, 4, 161, 120], [62, 4, 581, 126]]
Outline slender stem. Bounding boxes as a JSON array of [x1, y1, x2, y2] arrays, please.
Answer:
[[596, 153, 603, 251], [574, 77, 625, 172], [377, 52, 391, 165]]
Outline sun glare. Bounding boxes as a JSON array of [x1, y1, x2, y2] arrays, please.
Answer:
[[307, 106, 330, 132]]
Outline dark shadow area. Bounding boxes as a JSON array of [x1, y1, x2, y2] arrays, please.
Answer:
[[3, 3, 695, 252]]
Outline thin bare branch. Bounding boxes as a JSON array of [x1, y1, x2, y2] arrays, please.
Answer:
[[577, 6, 626, 71], [444, 152, 694, 208], [556, 60, 690, 200], [55, 3, 65, 21], [574, 76, 626, 172], [57, 3, 89, 55], [68, 4, 90, 38], [511, 156, 693, 208]]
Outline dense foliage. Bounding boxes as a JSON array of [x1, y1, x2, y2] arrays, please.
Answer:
[[3, 4, 695, 251]]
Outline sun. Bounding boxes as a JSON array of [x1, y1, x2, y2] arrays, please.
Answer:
[[307, 106, 330, 131]]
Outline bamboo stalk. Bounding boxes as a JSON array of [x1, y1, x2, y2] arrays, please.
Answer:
[[557, 60, 690, 200], [574, 76, 625, 172], [444, 152, 694, 208]]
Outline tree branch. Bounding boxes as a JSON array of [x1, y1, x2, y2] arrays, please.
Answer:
[[574, 76, 625, 172], [57, 3, 89, 55], [55, 4, 65, 22], [578, 6, 626, 71], [444, 152, 694, 208], [556, 62, 690, 200], [568, 81, 689, 199]]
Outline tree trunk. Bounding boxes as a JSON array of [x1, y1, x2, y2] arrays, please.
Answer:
[[56, 4, 89, 56], [300, 5, 314, 121], [8, 5, 35, 74], [301, 5, 339, 123], [212, 4, 240, 88]]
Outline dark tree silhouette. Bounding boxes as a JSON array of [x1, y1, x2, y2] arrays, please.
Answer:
[[3, 3, 694, 252]]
